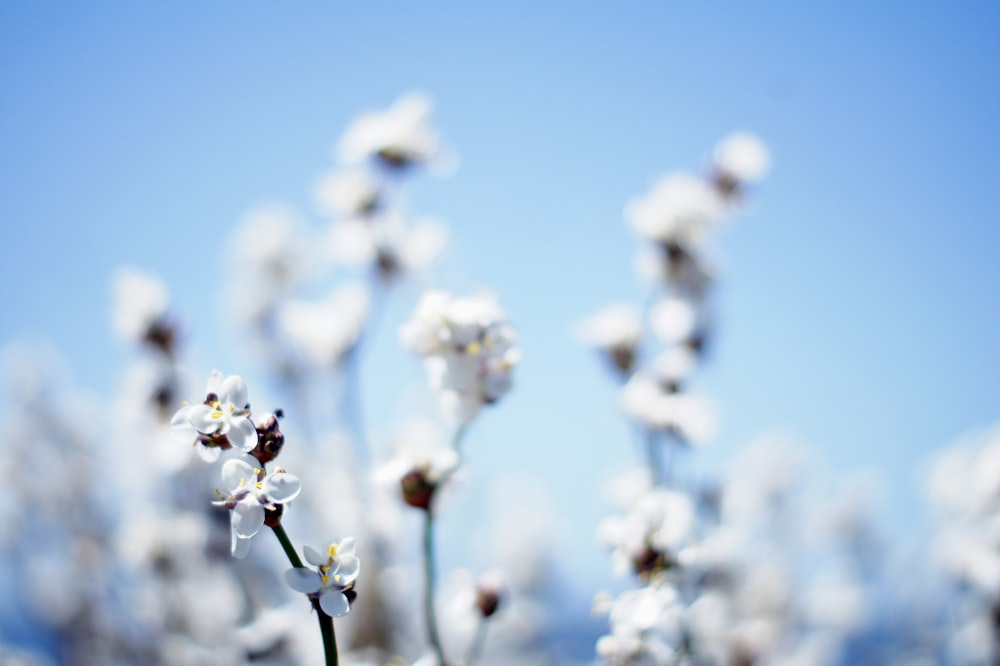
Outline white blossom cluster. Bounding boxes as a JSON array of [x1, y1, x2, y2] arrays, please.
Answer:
[[400, 290, 520, 426]]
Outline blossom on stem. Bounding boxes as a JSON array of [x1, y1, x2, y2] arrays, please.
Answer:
[[577, 303, 643, 378], [400, 290, 519, 424], [285, 537, 360, 617], [338, 92, 441, 170], [170, 371, 259, 462], [214, 458, 301, 559]]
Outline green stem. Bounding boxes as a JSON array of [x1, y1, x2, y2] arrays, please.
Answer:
[[464, 617, 488, 666], [423, 510, 447, 666], [271, 524, 339, 666], [421, 422, 472, 665]]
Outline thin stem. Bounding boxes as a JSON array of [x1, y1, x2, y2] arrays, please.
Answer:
[[423, 510, 447, 666], [271, 524, 339, 666], [644, 427, 663, 487], [422, 422, 471, 666], [271, 522, 304, 568], [464, 617, 488, 666]]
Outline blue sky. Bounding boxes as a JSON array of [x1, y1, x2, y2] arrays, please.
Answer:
[[2, 0, 1000, 613]]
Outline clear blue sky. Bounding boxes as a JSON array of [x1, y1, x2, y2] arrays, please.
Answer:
[[2, 0, 999, 612]]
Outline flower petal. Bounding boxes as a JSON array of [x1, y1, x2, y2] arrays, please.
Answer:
[[221, 458, 256, 492], [232, 532, 252, 559], [197, 445, 222, 463], [336, 537, 356, 557], [231, 497, 264, 538], [263, 472, 301, 503], [188, 404, 222, 434], [230, 417, 258, 451], [333, 555, 360, 585], [319, 589, 351, 617], [220, 374, 249, 407], [304, 545, 327, 567], [285, 567, 322, 594]]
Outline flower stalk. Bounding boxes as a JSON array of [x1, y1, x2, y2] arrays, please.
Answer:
[[271, 523, 339, 666]]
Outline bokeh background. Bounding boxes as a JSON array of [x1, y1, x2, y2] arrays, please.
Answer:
[[1, 1, 999, 662]]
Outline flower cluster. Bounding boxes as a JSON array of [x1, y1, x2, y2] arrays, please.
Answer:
[[400, 290, 520, 425]]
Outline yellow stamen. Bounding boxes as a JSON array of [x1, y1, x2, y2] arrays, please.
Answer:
[[211, 411, 223, 419], [467, 340, 482, 354], [328, 544, 339, 558]]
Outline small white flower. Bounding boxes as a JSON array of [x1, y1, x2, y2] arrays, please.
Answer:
[[276, 283, 371, 368], [326, 213, 448, 280], [400, 290, 519, 424], [170, 371, 259, 462], [285, 537, 360, 617], [338, 92, 440, 168], [314, 167, 381, 218], [713, 131, 770, 184], [111, 266, 170, 343], [626, 172, 726, 247], [214, 458, 302, 559]]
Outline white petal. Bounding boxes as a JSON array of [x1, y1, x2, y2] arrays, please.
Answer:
[[230, 417, 258, 451], [333, 555, 360, 584], [336, 537, 356, 557], [219, 374, 249, 408], [285, 567, 322, 594], [231, 498, 264, 538], [319, 589, 351, 617], [205, 369, 224, 394], [197, 445, 222, 463], [221, 458, 256, 491], [263, 472, 301, 503], [232, 534, 253, 559], [169, 404, 195, 428], [188, 403, 223, 433], [304, 545, 327, 567]]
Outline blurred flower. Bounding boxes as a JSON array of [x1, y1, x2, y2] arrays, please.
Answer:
[[170, 370, 258, 462], [214, 457, 302, 558], [578, 303, 643, 377], [276, 282, 371, 368], [712, 131, 771, 189], [285, 537, 360, 617], [326, 213, 448, 282], [338, 92, 441, 169], [112, 266, 173, 351], [376, 420, 460, 509], [626, 172, 725, 248], [621, 372, 716, 443], [315, 166, 381, 218], [596, 581, 684, 665], [597, 488, 696, 578]]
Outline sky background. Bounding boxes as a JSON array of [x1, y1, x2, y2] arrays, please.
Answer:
[[2, 0, 1000, 643]]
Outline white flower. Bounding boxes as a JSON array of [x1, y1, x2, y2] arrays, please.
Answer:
[[276, 283, 371, 367], [598, 487, 696, 576], [621, 372, 716, 443], [284, 537, 360, 617], [111, 266, 170, 343], [596, 583, 684, 664], [400, 290, 519, 424], [326, 214, 448, 280], [170, 371, 258, 462], [713, 132, 770, 184], [648, 296, 699, 345], [214, 458, 302, 559], [626, 172, 726, 247], [338, 92, 440, 168], [314, 167, 380, 218]]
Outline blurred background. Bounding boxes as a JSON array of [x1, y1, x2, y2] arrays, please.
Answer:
[[1, 1, 999, 664]]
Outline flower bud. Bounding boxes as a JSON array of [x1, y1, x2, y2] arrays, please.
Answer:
[[400, 468, 437, 510], [252, 412, 285, 465]]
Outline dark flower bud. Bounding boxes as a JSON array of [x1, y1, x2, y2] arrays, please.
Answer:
[[475, 581, 503, 618], [252, 412, 286, 465], [400, 468, 437, 510], [263, 503, 284, 528]]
